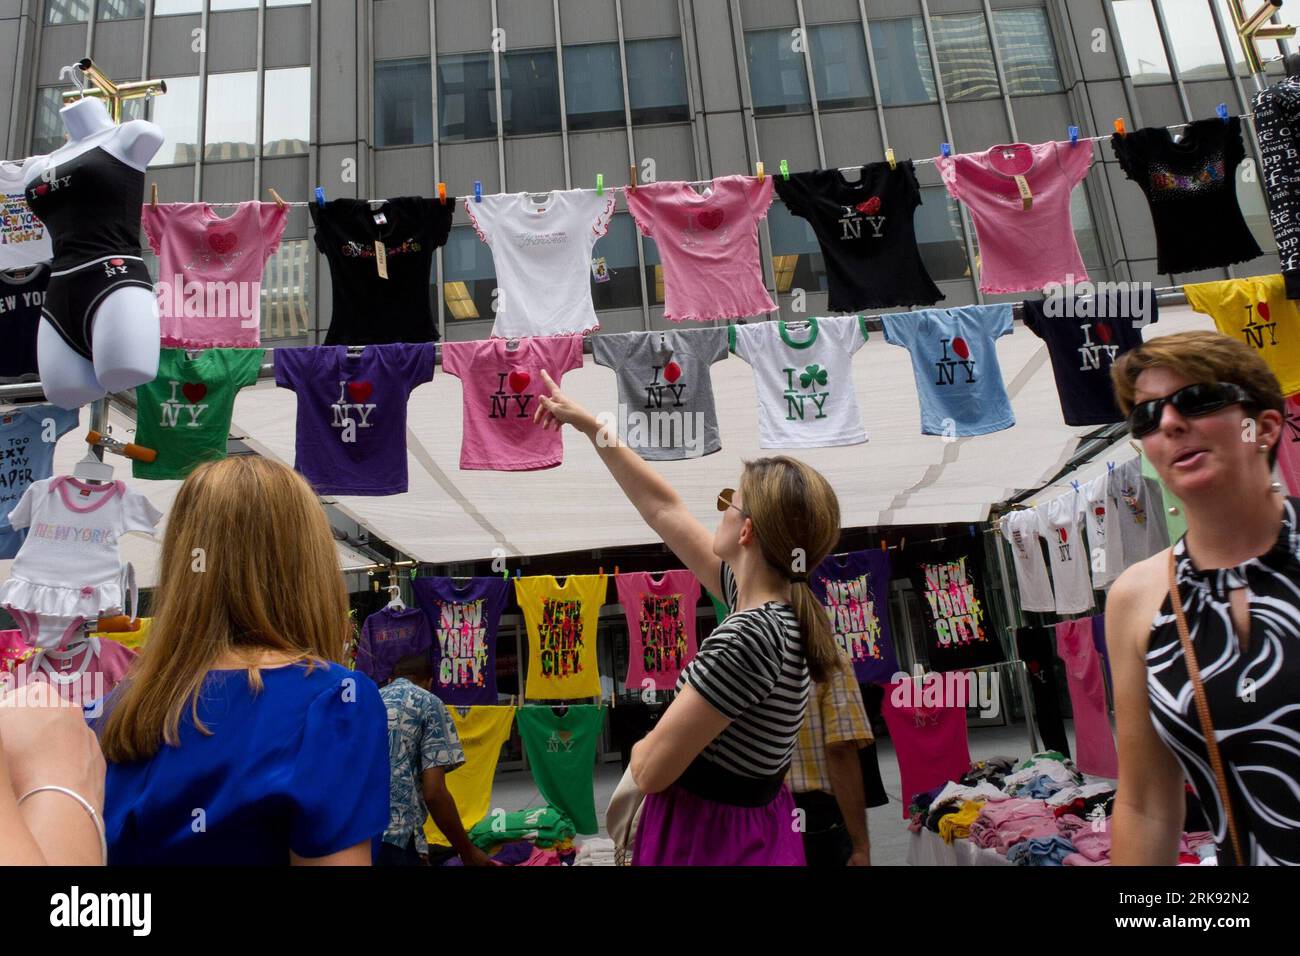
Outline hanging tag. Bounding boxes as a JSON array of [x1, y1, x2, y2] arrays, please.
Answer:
[[1001, 149, 1017, 161], [2, 415, 12, 425], [591, 256, 609, 283], [1013, 174, 1032, 211], [505, 338, 520, 351], [374, 240, 389, 279], [373, 212, 387, 225]]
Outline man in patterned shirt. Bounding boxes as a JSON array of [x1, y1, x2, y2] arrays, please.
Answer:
[[376, 654, 491, 866]]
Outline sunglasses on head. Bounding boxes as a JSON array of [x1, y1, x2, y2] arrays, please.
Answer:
[[1128, 382, 1255, 439]]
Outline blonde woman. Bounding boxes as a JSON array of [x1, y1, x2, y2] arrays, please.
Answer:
[[534, 370, 842, 865], [97, 457, 389, 864]]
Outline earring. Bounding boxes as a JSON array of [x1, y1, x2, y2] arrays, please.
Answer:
[[1272, 480, 1283, 493], [1260, 443, 1271, 454]]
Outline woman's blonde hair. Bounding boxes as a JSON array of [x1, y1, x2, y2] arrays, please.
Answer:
[[100, 456, 350, 763], [738, 456, 842, 683]]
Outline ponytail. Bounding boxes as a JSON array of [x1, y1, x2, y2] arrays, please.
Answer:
[[791, 581, 840, 683]]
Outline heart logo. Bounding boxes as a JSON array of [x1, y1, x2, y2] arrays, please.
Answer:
[[347, 381, 373, 404], [1094, 506, 1105, 519], [664, 361, 681, 383], [1094, 322, 1113, 344], [856, 196, 882, 216], [1259, 301, 1271, 322], [697, 209, 724, 230], [181, 383, 207, 404], [208, 232, 238, 255], [558, 731, 573, 743], [1057, 528, 1068, 543], [1028, 660, 1040, 675], [951, 337, 970, 360], [508, 370, 531, 394], [33, 184, 48, 196], [109, 258, 125, 267]]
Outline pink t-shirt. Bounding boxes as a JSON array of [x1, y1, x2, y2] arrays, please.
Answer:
[[142, 201, 289, 348], [615, 570, 701, 690], [1277, 396, 1300, 495], [441, 334, 585, 471], [625, 174, 777, 322], [937, 140, 1092, 294], [881, 681, 972, 818], [0, 630, 136, 700], [1055, 618, 1119, 778]]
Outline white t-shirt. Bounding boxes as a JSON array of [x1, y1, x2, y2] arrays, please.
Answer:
[[466, 189, 617, 338], [730, 315, 871, 448], [1035, 491, 1095, 615], [1001, 509, 1054, 613], [1077, 475, 1111, 589], [0, 158, 54, 269]]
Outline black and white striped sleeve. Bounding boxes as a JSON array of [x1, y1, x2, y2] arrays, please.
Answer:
[[681, 617, 782, 720]]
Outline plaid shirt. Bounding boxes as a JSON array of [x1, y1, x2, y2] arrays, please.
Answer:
[[788, 653, 873, 794]]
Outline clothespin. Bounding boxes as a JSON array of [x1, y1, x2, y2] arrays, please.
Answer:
[[437, 182, 447, 205], [880, 538, 886, 554], [150, 183, 158, 209], [1068, 125, 1079, 146], [755, 161, 764, 182], [900, 536, 906, 552], [1071, 479, 1081, 494], [502, 565, 509, 580], [1217, 103, 1230, 124], [314, 186, 326, 207], [968, 524, 975, 537], [596, 173, 603, 197], [268, 187, 285, 209], [628, 165, 637, 191], [779, 159, 789, 180], [940, 143, 951, 158], [1113, 118, 1126, 137], [474, 180, 482, 203], [599, 566, 603, 577], [1107, 461, 1115, 474], [885, 148, 897, 170], [514, 568, 521, 578], [614, 565, 619, 576]]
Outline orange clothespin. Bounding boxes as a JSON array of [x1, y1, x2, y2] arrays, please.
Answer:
[[1113, 118, 1127, 137], [437, 182, 447, 205], [150, 183, 158, 209], [880, 538, 886, 553], [267, 187, 286, 209], [613, 565, 619, 577], [599, 566, 604, 577]]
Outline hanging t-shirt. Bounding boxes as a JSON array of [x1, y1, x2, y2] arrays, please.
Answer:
[[773, 161, 943, 311], [133, 348, 264, 480], [1252, 78, 1300, 298], [881, 680, 972, 817], [1000, 509, 1055, 613], [614, 570, 701, 691], [142, 201, 288, 348], [516, 704, 605, 834], [625, 174, 777, 322], [810, 549, 899, 684], [936, 140, 1093, 294], [274, 342, 434, 496], [1014, 626, 1071, 759], [591, 327, 729, 460], [1140, 453, 1185, 543], [92, 617, 152, 652], [441, 334, 584, 471], [706, 588, 729, 624], [1078, 475, 1110, 590], [905, 539, 1002, 673], [1035, 491, 1095, 615], [1277, 396, 1300, 495], [515, 574, 607, 700], [423, 704, 517, 848], [355, 606, 434, 685], [31, 637, 137, 701], [464, 189, 615, 338], [0, 405, 80, 559], [1185, 275, 1300, 396], [1104, 458, 1170, 580], [0, 158, 53, 268], [882, 305, 1016, 437], [1055, 618, 1118, 778], [1112, 117, 1261, 276], [0, 264, 48, 383], [730, 315, 871, 448], [309, 196, 454, 344], [412, 576, 511, 706], [1022, 293, 1158, 425]]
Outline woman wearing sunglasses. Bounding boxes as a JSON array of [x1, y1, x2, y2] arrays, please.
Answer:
[[1105, 330, 1298, 865], [532, 369, 843, 865]]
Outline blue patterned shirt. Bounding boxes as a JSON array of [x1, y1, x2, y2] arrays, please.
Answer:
[[379, 679, 465, 851]]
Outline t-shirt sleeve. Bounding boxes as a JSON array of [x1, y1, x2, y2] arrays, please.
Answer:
[[273, 346, 309, 391], [1110, 132, 1145, 184], [423, 197, 455, 250], [226, 348, 266, 390], [728, 323, 754, 365], [259, 202, 289, 263], [140, 205, 164, 257], [288, 673, 390, 858], [706, 326, 729, 364], [1058, 140, 1094, 187], [464, 195, 497, 246], [121, 490, 163, 535], [987, 303, 1015, 339], [307, 202, 332, 254], [624, 185, 656, 238], [590, 332, 622, 371], [6, 483, 35, 531], [1022, 301, 1044, 339], [401, 341, 436, 394], [773, 174, 812, 221], [881, 313, 913, 349], [1183, 281, 1217, 318], [545, 333, 584, 379], [936, 155, 964, 202], [681, 620, 781, 720], [586, 191, 617, 247], [439, 340, 467, 381], [742, 174, 774, 224], [851, 314, 871, 355], [420, 694, 466, 773]]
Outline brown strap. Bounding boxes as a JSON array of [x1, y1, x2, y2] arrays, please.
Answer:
[[1167, 549, 1244, 866]]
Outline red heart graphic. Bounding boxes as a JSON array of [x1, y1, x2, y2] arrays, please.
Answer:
[[208, 232, 238, 255], [856, 196, 882, 216], [182, 383, 207, 404], [34, 184, 48, 196], [1094, 506, 1105, 519], [951, 337, 970, 360], [1094, 322, 1112, 344], [697, 209, 724, 230], [109, 258, 125, 267], [664, 361, 681, 383], [1027, 660, 1040, 674], [1057, 527, 1068, 543], [347, 381, 373, 404], [508, 370, 530, 394], [1258, 301, 1271, 322]]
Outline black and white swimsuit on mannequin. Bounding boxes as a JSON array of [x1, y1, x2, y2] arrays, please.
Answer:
[[1146, 496, 1300, 865]]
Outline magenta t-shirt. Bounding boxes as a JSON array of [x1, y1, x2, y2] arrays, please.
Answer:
[[937, 140, 1092, 294], [1055, 618, 1118, 778], [441, 334, 584, 471], [1278, 396, 1300, 496], [614, 570, 701, 690], [881, 681, 972, 818], [625, 174, 777, 322]]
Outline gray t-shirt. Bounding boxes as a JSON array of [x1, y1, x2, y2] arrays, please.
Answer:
[[591, 327, 729, 460], [1104, 458, 1170, 578]]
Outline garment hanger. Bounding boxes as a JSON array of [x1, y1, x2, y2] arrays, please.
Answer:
[[72, 448, 114, 485], [384, 584, 405, 611]]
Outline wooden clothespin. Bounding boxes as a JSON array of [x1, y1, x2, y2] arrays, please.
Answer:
[[885, 148, 897, 170], [755, 161, 764, 182], [613, 565, 619, 577], [628, 165, 637, 192], [437, 182, 447, 205], [150, 183, 158, 209], [1113, 118, 1126, 137], [268, 187, 285, 209]]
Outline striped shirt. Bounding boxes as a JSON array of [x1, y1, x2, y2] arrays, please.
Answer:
[[676, 563, 810, 779]]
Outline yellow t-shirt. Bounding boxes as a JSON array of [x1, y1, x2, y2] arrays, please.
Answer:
[[515, 574, 607, 700], [1185, 275, 1300, 396], [92, 617, 152, 652], [424, 704, 517, 847]]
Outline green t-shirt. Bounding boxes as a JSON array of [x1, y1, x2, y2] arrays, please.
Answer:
[[515, 704, 605, 835], [706, 589, 729, 623], [133, 348, 265, 480], [468, 806, 576, 849]]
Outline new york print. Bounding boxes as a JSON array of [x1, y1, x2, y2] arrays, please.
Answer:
[[435, 598, 489, 689], [539, 597, 584, 678], [782, 364, 831, 421], [644, 362, 686, 409], [934, 337, 977, 386], [821, 573, 883, 663], [159, 381, 209, 429], [637, 593, 689, 673], [331, 379, 377, 442], [490, 369, 535, 419], [921, 557, 986, 648]]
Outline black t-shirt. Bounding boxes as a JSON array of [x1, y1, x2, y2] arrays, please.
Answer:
[[1111, 117, 1261, 275], [904, 538, 1004, 674], [0, 263, 47, 383], [309, 196, 455, 344], [774, 161, 943, 312], [1022, 292, 1159, 425]]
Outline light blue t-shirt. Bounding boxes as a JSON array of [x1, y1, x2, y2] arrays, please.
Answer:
[[0, 405, 79, 559], [882, 304, 1016, 437]]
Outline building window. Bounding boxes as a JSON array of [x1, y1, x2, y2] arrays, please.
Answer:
[[808, 23, 874, 111], [98, 0, 144, 19], [993, 8, 1064, 94], [32, 89, 67, 155], [443, 224, 497, 321], [626, 37, 690, 125], [931, 13, 1001, 101], [375, 58, 433, 148], [744, 28, 812, 116], [1212, 0, 1283, 76], [1158, 0, 1228, 80], [264, 67, 310, 156], [500, 49, 561, 137], [591, 213, 642, 311], [869, 18, 937, 106], [210, 0, 260, 10], [154, 0, 201, 14], [147, 75, 200, 165], [564, 43, 625, 132], [46, 0, 91, 24], [261, 239, 312, 341], [204, 70, 258, 161], [916, 187, 971, 284], [1111, 1, 1172, 84], [438, 53, 497, 142], [767, 203, 826, 297], [1070, 188, 1104, 272]]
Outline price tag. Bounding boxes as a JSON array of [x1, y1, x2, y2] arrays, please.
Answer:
[[374, 240, 388, 279], [591, 256, 609, 283], [373, 212, 387, 225], [1013, 174, 1033, 211]]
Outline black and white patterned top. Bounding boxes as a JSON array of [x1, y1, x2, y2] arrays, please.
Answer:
[[1146, 497, 1300, 865]]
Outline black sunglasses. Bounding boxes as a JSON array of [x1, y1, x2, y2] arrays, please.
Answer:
[[1128, 382, 1255, 438]]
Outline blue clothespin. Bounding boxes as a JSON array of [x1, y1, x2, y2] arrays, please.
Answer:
[[940, 143, 952, 159], [514, 568, 521, 578], [596, 173, 604, 197], [474, 180, 482, 203], [1072, 479, 1081, 494], [314, 186, 325, 208], [968, 524, 975, 537], [1217, 103, 1230, 124], [1068, 125, 1079, 146], [1107, 461, 1115, 474]]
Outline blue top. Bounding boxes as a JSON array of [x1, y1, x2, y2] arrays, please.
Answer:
[[99, 661, 389, 865]]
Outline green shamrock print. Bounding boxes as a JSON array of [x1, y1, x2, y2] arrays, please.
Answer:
[[799, 364, 829, 391]]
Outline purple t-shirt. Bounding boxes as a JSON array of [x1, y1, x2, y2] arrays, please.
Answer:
[[412, 576, 511, 706], [810, 548, 899, 684], [356, 606, 434, 684], [274, 343, 434, 495]]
